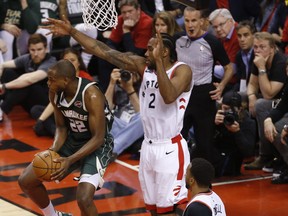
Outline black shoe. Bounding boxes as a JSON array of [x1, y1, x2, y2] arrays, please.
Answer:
[[244, 156, 273, 170], [271, 169, 288, 184]]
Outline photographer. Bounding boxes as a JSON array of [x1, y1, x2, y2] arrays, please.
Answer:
[[105, 68, 143, 159], [214, 91, 257, 176]]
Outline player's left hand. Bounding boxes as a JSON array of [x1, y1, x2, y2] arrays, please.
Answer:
[[51, 157, 71, 181]]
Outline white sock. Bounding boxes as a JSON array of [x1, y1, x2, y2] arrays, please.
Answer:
[[41, 201, 57, 216]]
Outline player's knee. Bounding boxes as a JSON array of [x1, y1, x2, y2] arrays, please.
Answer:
[[18, 167, 39, 190], [18, 171, 33, 190], [76, 192, 94, 210]]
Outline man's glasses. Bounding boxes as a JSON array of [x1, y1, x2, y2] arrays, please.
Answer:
[[212, 19, 229, 30]]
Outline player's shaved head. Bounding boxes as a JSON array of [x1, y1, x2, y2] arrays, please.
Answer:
[[50, 59, 76, 79]]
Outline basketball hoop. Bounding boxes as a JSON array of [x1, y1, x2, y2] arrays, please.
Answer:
[[81, 0, 118, 31]]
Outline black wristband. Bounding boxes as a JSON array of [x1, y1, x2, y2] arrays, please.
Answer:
[[128, 91, 136, 96], [2, 83, 6, 90]]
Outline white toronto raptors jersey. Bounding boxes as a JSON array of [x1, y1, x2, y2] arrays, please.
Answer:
[[140, 61, 192, 140], [184, 191, 226, 216]]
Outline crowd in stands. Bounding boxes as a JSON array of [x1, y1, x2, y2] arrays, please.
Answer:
[[1, 0, 288, 185]]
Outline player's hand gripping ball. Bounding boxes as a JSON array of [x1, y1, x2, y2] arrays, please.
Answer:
[[32, 149, 61, 182]]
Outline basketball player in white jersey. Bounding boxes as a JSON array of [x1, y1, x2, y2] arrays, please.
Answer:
[[184, 158, 226, 216], [43, 17, 193, 215]]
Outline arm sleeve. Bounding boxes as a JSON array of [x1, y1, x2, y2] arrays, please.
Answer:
[[14, 54, 30, 68], [206, 34, 230, 67], [21, 0, 41, 33]]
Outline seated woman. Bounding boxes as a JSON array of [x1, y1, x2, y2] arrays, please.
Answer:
[[31, 47, 93, 137], [152, 11, 183, 39]]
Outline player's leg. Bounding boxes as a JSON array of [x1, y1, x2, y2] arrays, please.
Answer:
[[18, 163, 57, 215], [76, 134, 113, 215], [154, 136, 190, 215], [138, 139, 157, 214], [76, 179, 98, 215]]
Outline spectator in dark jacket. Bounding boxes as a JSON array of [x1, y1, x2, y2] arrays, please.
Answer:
[[0, 0, 41, 60]]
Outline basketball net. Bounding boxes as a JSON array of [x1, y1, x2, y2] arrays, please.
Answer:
[[81, 0, 118, 31]]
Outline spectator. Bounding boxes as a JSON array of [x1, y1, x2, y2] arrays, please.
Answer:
[[176, 7, 233, 164], [0, 0, 41, 61], [18, 59, 114, 216], [244, 31, 287, 171], [214, 91, 257, 176], [37, 0, 60, 52], [152, 11, 183, 39], [31, 47, 93, 137], [209, 8, 241, 92], [97, 0, 153, 92], [0, 33, 57, 122], [44, 17, 193, 214], [105, 68, 143, 158], [53, 0, 98, 67], [235, 20, 257, 92], [183, 158, 226, 216]]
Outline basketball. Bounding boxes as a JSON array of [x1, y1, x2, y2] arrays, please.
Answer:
[[32, 150, 61, 182]]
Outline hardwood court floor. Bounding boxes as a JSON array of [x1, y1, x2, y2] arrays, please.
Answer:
[[1, 106, 288, 216]]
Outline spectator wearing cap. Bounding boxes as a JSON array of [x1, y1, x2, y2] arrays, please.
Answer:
[[214, 91, 257, 176]]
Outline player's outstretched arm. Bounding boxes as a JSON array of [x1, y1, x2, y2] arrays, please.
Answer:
[[43, 18, 146, 75]]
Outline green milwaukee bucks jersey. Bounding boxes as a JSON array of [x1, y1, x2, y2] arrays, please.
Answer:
[[56, 78, 99, 143]]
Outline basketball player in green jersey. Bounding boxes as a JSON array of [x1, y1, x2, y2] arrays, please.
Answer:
[[18, 60, 114, 216]]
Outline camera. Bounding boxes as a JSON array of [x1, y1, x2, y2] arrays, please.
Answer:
[[223, 110, 238, 126], [120, 69, 131, 82]]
